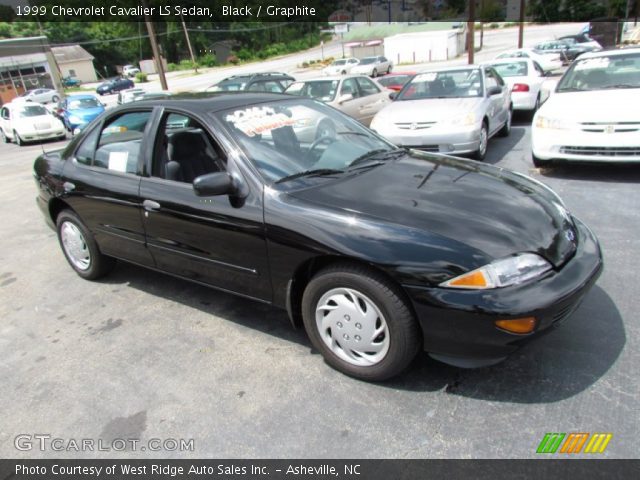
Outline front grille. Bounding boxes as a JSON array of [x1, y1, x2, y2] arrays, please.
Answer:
[[559, 146, 640, 157], [405, 145, 440, 152], [395, 121, 436, 130], [579, 122, 640, 133]]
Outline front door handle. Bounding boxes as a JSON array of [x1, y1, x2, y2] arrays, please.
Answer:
[[142, 199, 161, 211]]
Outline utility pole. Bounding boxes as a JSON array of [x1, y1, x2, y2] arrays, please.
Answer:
[[142, 0, 168, 91], [180, 14, 197, 72], [518, 0, 526, 48], [468, 1, 475, 64]]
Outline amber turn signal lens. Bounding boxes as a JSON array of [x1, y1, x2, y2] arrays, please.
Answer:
[[495, 317, 536, 334], [447, 270, 488, 288]]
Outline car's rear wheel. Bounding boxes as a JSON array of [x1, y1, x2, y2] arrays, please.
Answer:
[[341, 70, 346, 75], [56, 210, 116, 280], [1, 129, 9, 143], [498, 107, 512, 137], [13, 130, 23, 146], [372, 68, 378, 77], [52, 95, 59, 103], [532, 152, 552, 168], [472, 122, 488, 161], [387, 66, 391, 74], [302, 263, 421, 381]]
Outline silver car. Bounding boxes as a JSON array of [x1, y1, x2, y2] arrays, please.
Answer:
[[285, 75, 391, 127], [19, 88, 60, 104], [350, 55, 393, 77], [370, 65, 512, 160]]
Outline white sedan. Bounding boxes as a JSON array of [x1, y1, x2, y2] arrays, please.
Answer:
[[531, 48, 640, 167], [485, 58, 548, 115], [0, 102, 66, 145], [18, 88, 61, 104], [322, 58, 360, 76], [495, 48, 563, 73], [350, 56, 393, 77]]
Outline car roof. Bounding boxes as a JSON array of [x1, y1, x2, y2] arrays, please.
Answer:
[[574, 46, 640, 60], [417, 64, 482, 73], [109, 92, 292, 113]]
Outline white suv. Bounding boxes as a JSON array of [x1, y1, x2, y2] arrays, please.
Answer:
[[122, 65, 141, 77]]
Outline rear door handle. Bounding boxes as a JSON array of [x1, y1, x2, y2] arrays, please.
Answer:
[[142, 199, 161, 211]]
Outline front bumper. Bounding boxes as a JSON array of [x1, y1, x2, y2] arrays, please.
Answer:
[[20, 128, 65, 141], [372, 123, 481, 154], [532, 125, 640, 162], [403, 218, 603, 367]]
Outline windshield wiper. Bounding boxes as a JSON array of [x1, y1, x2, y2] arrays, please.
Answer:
[[348, 148, 406, 169], [275, 168, 344, 184]]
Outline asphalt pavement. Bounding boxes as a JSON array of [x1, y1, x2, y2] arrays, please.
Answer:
[[0, 111, 638, 459]]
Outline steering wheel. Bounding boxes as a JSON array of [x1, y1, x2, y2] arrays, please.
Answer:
[[306, 135, 337, 164]]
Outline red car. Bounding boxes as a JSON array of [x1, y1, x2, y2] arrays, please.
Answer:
[[377, 72, 417, 92]]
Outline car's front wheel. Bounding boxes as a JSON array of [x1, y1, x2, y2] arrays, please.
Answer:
[[1, 129, 9, 143], [56, 210, 116, 280], [13, 130, 23, 146], [52, 95, 59, 103], [302, 263, 421, 381], [472, 122, 488, 161]]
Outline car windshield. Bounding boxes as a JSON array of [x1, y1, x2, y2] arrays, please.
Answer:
[[492, 62, 528, 77], [215, 99, 397, 184], [556, 52, 640, 92], [285, 80, 339, 102], [18, 105, 48, 117], [397, 69, 483, 100], [210, 79, 248, 92], [359, 57, 378, 65], [68, 97, 100, 109], [377, 74, 413, 87], [332, 60, 347, 66]]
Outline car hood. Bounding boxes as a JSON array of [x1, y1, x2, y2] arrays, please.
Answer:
[[15, 114, 59, 127], [68, 106, 104, 119], [540, 90, 640, 122], [376, 97, 483, 123], [290, 152, 577, 267]]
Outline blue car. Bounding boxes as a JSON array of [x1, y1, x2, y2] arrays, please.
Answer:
[[56, 95, 105, 133]]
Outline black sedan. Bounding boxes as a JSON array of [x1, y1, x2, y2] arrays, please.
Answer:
[[96, 77, 135, 95], [33, 93, 603, 381]]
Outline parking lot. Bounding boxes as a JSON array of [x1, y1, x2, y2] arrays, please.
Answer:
[[0, 110, 638, 459]]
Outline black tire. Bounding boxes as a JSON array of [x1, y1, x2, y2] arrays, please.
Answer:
[[498, 107, 512, 137], [472, 122, 488, 161], [56, 210, 116, 280], [13, 130, 23, 146], [387, 66, 391, 74], [372, 68, 378, 77], [52, 95, 59, 103], [302, 263, 421, 381], [341, 70, 347, 75], [1, 129, 9, 143], [532, 152, 551, 168]]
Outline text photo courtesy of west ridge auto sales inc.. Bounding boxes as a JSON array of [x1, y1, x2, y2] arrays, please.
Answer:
[[0, 0, 639, 478]]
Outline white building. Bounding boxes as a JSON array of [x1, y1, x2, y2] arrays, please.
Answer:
[[383, 28, 466, 65]]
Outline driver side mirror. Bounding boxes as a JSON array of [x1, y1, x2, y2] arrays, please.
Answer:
[[337, 93, 353, 104], [193, 172, 236, 197], [389, 91, 397, 100], [487, 85, 503, 96]]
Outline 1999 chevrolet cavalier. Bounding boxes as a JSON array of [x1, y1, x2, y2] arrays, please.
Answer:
[[34, 93, 603, 380]]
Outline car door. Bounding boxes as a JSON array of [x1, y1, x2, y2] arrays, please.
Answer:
[[484, 67, 507, 135], [60, 109, 155, 266], [138, 109, 271, 301], [354, 76, 390, 126], [335, 77, 364, 120]]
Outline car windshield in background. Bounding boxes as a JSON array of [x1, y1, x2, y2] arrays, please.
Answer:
[[210, 80, 248, 92], [68, 98, 100, 109], [216, 99, 395, 184], [359, 57, 377, 65], [377, 74, 413, 87], [18, 105, 48, 117], [332, 60, 347, 66], [493, 62, 528, 77], [556, 52, 640, 92], [285, 80, 339, 102], [397, 69, 483, 100]]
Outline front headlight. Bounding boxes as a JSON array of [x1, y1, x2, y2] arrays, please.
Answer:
[[68, 115, 82, 124], [440, 253, 552, 289], [449, 112, 476, 126], [535, 115, 572, 130]]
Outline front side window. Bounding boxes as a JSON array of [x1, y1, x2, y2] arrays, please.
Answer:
[[340, 78, 359, 98], [92, 111, 152, 173], [356, 77, 380, 96], [492, 62, 528, 78]]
